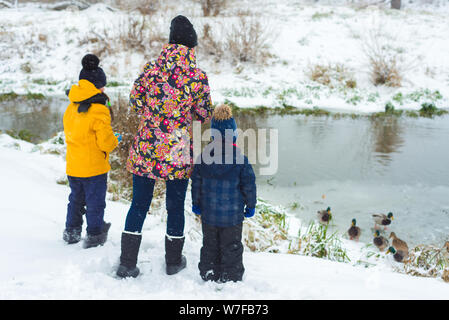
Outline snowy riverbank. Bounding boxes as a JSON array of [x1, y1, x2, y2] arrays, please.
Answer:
[[0, 132, 448, 299], [1, 1, 449, 114]]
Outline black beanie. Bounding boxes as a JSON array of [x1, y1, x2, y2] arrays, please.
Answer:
[[79, 54, 107, 89], [169, 15, 198, 48]]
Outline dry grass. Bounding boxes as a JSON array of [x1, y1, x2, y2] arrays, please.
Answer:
[[108, 96, 165, 202], [198, 23, 225, 62], [108, 96, 139, 200], [198, 15, 274, 65], [443, 269, 449, 282], [200, 0, 228, 17], [307, 63, 357, 89], [368, 54, 402, 87], [225, 16, 273, 64], [80, 14, 165, 59], [396, 243, 449, 279], [113, 0, 161, 15], [361, 24, 407, 87]]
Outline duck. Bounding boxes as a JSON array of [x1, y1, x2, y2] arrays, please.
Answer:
[[373, 230, 389, 252], [347, 218, 361, 241], [389, 232, 409, 259], [386, 246, 407, 263], [372, 212, 394, 230], [317, 207, 332, 225]]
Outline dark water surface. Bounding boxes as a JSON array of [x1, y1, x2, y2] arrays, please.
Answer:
[[1, 96, 448, 245]]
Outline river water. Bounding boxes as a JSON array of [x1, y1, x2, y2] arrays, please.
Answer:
[[1, 96, 448, 246]]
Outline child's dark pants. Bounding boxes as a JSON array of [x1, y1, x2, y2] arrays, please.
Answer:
[[66, 173, 107, 235], [199, 222, 245, 282], [124, 174, 188, 237]]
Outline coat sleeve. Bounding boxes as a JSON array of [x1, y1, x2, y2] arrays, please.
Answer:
[[192, 72, 213, 124], [92, 106, 119, 153], [129, 70, 147, 115], [190, 163, 202, 208], [240, 161, 257, 209]]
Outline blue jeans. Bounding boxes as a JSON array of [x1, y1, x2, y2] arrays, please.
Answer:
[[66, 173, 107, 235], [124, 174, 189, 237]]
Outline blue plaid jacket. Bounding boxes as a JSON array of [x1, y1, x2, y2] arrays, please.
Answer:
[[191, 142, 257, 227]]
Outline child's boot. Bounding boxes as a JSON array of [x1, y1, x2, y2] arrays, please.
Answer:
[[83, 222, 111, 249], [63, 227, 82, 244], [116, 232, 142, 278], [165, 235, 187, 275]]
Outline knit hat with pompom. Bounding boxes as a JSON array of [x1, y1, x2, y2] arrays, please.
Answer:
[[211, 104, 238, 141], [79, 54, 107, 89]]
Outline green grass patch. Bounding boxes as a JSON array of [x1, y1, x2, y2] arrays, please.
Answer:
[[5, 129, 36, 143], [0, 91, 45, 102], [32, 78, 59, 86], [0, 92, 19, 102], [25, 92, 46, 100], [419, 102, 448, 117], [289, 221, 350, 263], [106, 81, 127, 88], [311, 11, 334, 20]]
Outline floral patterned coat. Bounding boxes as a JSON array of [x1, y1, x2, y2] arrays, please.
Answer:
[[127, 44, 213, 180]]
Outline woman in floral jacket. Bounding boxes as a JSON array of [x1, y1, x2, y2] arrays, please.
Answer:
[[117, 16, 213, 278]]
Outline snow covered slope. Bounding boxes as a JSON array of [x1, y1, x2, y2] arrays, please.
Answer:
[[1, 1, 449, 113], [0, 133, 447, 299]]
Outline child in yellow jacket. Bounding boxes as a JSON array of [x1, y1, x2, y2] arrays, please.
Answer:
[[63, 54, 120, 248]]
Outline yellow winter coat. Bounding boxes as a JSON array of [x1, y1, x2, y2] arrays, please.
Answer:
[[63, 80, 118, 177]]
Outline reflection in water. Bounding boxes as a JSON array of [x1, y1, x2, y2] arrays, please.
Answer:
[[370, 117, 404, 166], [0, 97, 66, 143]]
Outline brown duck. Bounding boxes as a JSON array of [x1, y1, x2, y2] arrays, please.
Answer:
[[388, 232, 409, 262]]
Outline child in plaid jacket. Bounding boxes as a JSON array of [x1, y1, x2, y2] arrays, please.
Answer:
[[191, 104, 257, 282]]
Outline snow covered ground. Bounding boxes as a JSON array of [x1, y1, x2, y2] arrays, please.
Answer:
[[1, 0, 449, 113], [1, 133, 448, 299]]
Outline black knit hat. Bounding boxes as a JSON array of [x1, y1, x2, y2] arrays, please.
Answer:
[[79, 54, 107, 89], [169, 15, 198, 48]]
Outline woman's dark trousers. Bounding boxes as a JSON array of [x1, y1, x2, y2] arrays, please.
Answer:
[[118, 174, 188, 277]]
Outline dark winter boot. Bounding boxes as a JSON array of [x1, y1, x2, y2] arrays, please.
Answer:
[[63, 227, 82, 244], [83, 222, 111, 249], [165, 235, 187, 275], [116, 232, 142, 278]]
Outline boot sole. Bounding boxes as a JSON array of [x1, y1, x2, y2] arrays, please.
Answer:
[[166, 256, 187, 275], [116, 265, 140, 278]]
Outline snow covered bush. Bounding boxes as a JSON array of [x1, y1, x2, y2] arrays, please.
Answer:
[[225, 16, 273, 65], [80, 14, 165, 59], [198, 15, 274, 66], [243, 199, 289, 253], [198, 23, 225, 63], [398, 244, 449, 279], [362, 30, 403, 87], [108, 96, 139, 200]]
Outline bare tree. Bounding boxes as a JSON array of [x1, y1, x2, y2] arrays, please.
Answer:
[[391, 0, 401, 9]]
